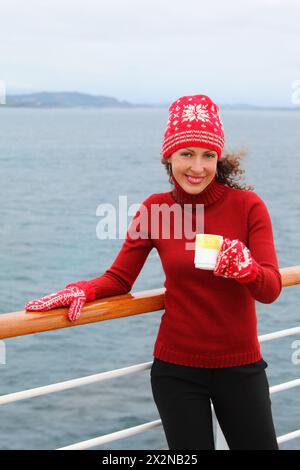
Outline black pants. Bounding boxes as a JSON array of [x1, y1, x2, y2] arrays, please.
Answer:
[[150, 357, 279, 450]]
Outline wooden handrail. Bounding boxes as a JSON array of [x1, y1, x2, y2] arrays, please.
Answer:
[[280, 266, 300, 287], [0, 266, 299, 340], [0, 288, 165, 340]]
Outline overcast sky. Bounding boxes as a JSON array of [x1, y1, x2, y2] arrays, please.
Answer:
[[0, 0, 299, 106]]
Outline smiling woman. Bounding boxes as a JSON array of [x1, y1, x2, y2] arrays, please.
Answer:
[[25, 92, 281, 451]]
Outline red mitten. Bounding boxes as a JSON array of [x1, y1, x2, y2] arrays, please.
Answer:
[[25, 280, 96, 322], [214, 238, 259, 283]]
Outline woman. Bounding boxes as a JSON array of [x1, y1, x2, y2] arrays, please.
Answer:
[[25, 94, 282, 450]]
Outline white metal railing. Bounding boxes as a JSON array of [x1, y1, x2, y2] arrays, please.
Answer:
[[277, 429, 300, 444], [0, 362, 152, 405], [259, 325, 300, 343], [57, 420, 162, 450], [1, 326, 300, 450]]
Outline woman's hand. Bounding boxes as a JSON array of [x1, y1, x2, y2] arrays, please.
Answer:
[[25, 281, 96, 322], [214, 237, 259, 283]]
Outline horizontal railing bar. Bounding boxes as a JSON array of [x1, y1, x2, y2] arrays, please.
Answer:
[[0, 288, 165, 339], [57, 419, 162, 450], [277, 429, 300, 444], [259, 326, 300, 343], [269, 378, 300, 394], [1, 349, 300, 407], [0, 265, 299, 340], [0, 362, 152, 405], [280, 266, 300, 288]]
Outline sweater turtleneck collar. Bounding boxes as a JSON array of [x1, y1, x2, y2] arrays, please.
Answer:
[[170, 173, 227, 207]]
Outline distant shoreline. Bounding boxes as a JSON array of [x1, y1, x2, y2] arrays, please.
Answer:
[[1, 105, 299, 111], [1, 91, 299, 111]]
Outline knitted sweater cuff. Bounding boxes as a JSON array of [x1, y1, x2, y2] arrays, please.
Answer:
[[235, 258, 260, 284], [65, 280, 96, 303]]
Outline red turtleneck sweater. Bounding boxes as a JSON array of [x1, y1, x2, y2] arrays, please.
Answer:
[[85, 175, 282, 368]]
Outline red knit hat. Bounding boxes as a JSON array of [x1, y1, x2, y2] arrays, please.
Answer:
[[161, 94, 225, 160]]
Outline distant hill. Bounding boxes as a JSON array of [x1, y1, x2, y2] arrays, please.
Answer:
[[2, 92, 299, 110], [5, 91, 155, 108]]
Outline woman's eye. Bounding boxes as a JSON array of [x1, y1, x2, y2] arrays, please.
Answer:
[[181, 152, 215, 158]]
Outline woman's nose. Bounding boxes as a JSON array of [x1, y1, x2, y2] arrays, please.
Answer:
[[190, 158, 206, 174]]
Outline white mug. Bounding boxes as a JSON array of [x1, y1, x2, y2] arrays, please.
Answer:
[[194, 234, 224, 270]]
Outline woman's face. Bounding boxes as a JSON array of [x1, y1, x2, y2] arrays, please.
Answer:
[[167, 147, 218, 194]]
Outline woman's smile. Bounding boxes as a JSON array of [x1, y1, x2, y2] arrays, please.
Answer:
[[185, 175, 205, 185]]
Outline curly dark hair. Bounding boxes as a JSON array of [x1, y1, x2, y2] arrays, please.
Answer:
[[161, 148, 255, 191]]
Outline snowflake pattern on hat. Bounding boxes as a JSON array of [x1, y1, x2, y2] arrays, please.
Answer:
[[181, 103, 210, 123]]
